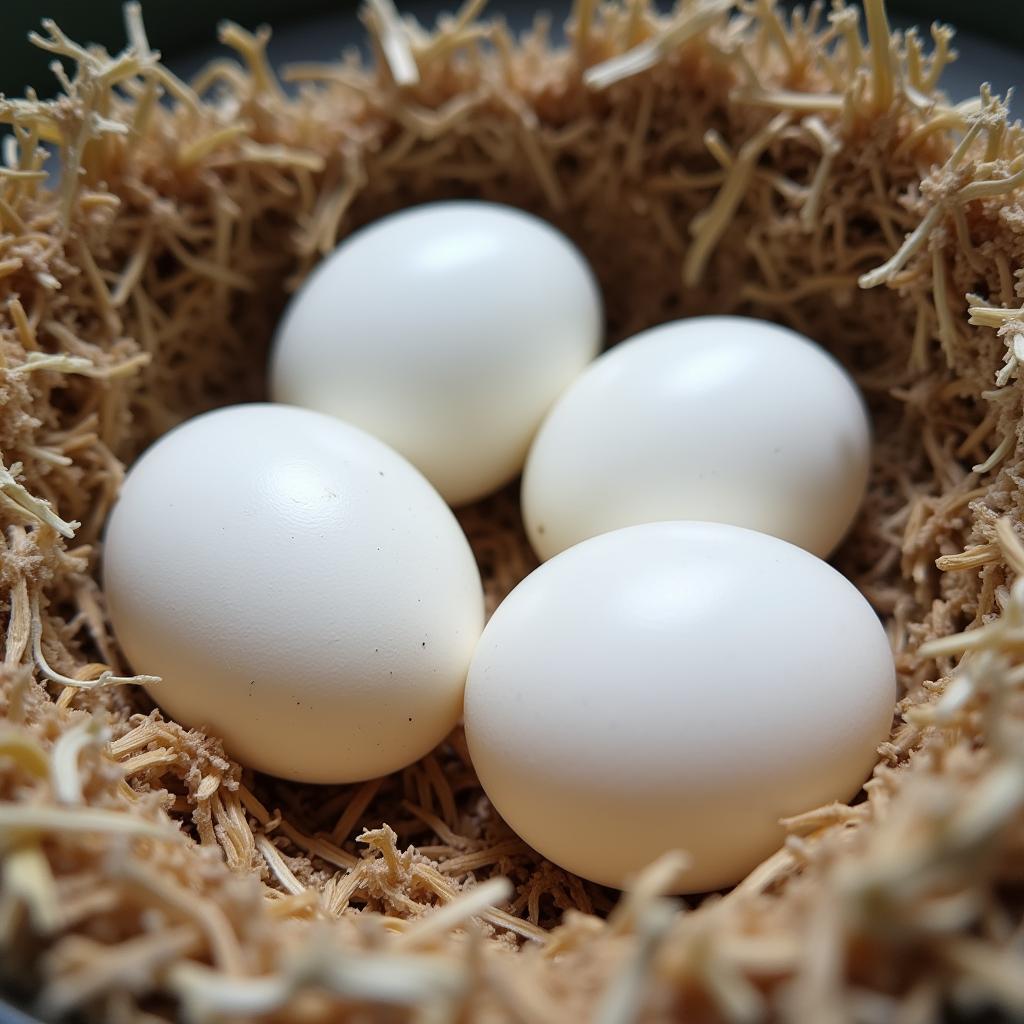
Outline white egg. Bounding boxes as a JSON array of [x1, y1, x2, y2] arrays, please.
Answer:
[[522, 316, 871, 561], [270, 201, 603, 506], [464, 522, 895, 892], [103, 404, 484, 783]]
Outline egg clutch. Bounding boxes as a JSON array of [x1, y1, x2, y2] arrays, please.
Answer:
[[102, 201, 896, 895]]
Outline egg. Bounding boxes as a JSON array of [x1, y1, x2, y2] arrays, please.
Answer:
[[103, 404, 485, 783], [522, 316, 871, 561], [464, 521, 895, 892], [270, 200, 603, 506]]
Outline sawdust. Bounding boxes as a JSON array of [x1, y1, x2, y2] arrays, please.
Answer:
[[3, 0, 1024, 1019]]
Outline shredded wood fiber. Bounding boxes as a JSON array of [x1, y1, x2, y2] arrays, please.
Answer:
[[2, 0, 1024, 1019]]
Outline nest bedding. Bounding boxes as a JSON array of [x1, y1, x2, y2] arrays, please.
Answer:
[[2, 0, 1024, 1019]]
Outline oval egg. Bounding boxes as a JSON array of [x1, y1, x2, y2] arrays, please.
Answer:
[[464, 521, 895, 892], [271, 200, 603, 506], [522, 316, 871, 560], [103, 403, 485, 783]]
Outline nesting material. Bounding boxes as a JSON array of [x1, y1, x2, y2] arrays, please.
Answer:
[[2, 0, 1024, 1019]]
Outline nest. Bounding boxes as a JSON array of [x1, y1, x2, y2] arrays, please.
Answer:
[[2, 0, 1024, 1018]]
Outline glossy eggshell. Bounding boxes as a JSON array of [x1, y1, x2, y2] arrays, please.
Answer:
[[464, 521, 895, 892], [270, 201, 603, 506], [522, 316, 871, 560], [103, 403, 485, 783]]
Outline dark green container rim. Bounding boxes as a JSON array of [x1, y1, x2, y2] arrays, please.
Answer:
[[2, 1, 1022, 101]]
